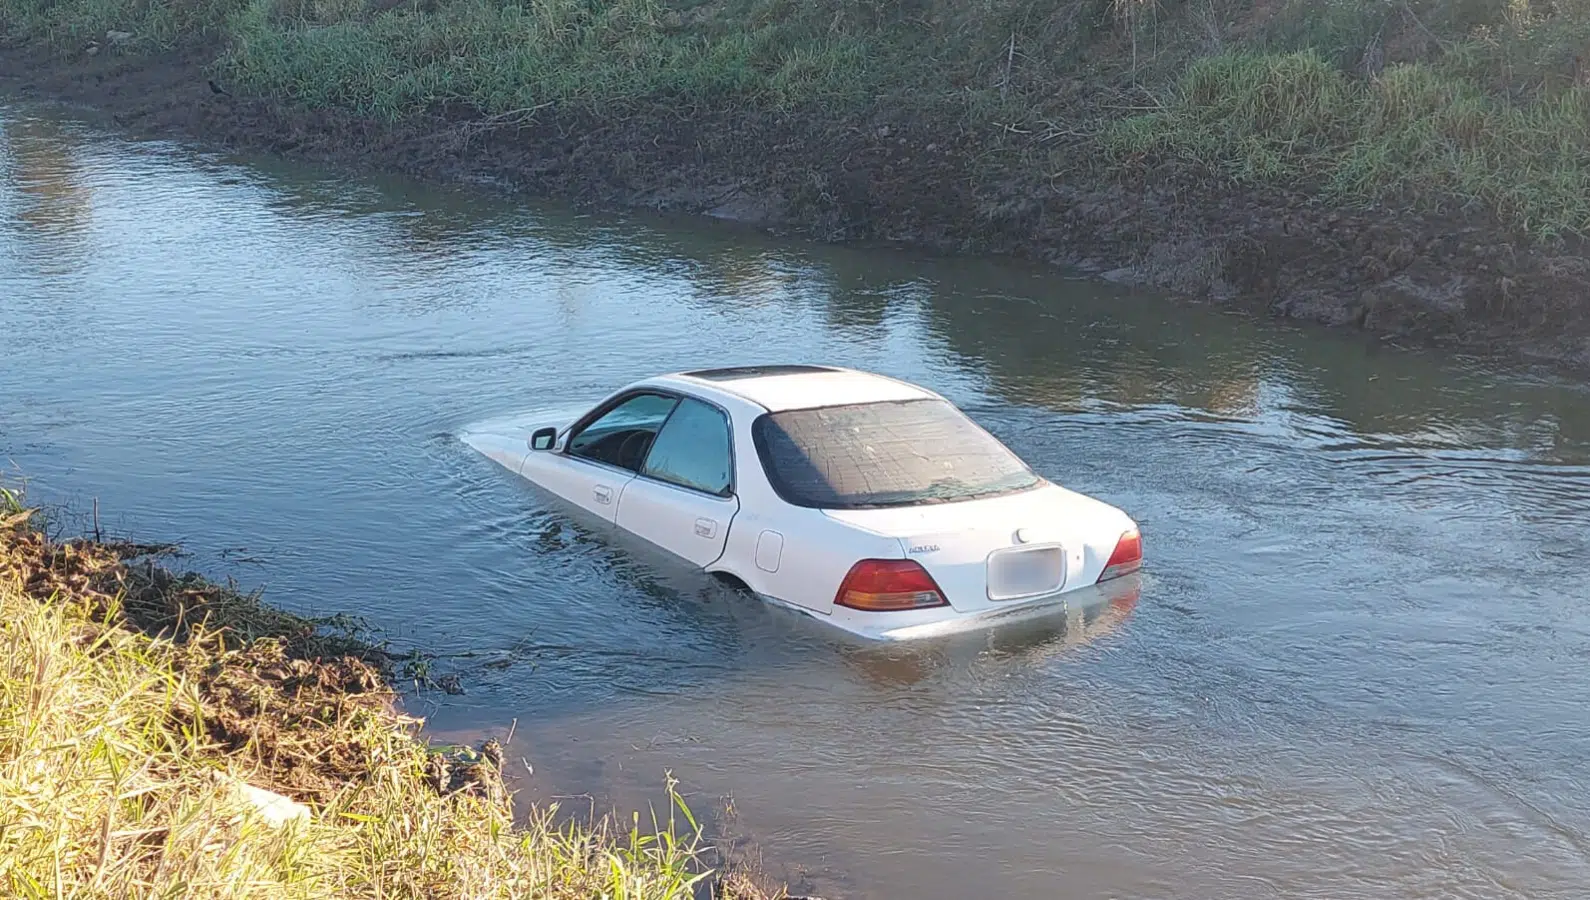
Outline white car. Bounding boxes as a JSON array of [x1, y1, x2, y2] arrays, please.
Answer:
[[461, 365, 1142, 642]]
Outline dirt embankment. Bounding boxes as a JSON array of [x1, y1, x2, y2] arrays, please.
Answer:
[[0, 490, 802, 899], [4, 42, 1590, 370], [0, 496, 521, 802]]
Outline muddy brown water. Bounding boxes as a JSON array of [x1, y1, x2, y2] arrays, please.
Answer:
[[4, 106, 1590, 899]]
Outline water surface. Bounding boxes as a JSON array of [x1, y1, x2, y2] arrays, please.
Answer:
[[3, 107, 1590, 899]]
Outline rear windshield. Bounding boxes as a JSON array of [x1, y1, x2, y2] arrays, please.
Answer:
[[751, 399, 1042, 509]]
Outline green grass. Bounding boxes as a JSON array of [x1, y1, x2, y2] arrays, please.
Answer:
[[0, 0, 242, 48], [223, 0, 877, 118], [0, 491, 758, 899], [1102, 48, 1590, 238]]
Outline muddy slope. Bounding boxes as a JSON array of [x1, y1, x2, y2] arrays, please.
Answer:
[[4, 43, 1589, 370]]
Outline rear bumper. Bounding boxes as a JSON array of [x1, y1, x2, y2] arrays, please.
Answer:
[[805, 573, 1143, 643]]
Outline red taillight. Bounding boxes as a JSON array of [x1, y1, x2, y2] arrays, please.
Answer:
[[1097, 527, 1142, 583], [834, 559, 949, 612]]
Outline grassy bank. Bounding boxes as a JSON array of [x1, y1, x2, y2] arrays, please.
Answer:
[[1104, 48, 1590, 239], [4, 0, 1590, 240], [0, 486, 762, 899]]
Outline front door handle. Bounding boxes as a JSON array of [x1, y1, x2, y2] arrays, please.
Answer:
[[593, 485, 613, 505]]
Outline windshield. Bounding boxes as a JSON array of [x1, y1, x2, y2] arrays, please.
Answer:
[[751, 399, 1042, 509]]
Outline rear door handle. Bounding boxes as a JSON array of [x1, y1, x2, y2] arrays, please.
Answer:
[[694, 517, 717, 538], [593, 485, 613, 505]]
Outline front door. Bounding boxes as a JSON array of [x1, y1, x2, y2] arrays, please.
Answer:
[[522, 391, 680, 523], [616, 396, 740, 567]]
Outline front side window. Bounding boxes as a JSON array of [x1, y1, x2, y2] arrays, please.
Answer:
[[641, 398, 734, 496], [752, 398, 1041, 509], [567, 392, 680, 472]]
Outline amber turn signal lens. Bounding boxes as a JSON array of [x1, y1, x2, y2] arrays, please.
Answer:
[[834, 559, 950, 611], [1097, 527, 1142, 583]]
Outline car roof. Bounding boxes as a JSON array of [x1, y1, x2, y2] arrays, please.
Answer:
[[661, 365, 940, 413]]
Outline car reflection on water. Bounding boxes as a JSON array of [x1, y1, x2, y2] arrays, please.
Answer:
[[834, 574, 1141, 688]]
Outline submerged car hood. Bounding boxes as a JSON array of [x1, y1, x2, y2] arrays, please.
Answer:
[[456, 403, 594, 473]]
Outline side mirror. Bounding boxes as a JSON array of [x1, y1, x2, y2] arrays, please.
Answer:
[[529, 427, 558, 451]]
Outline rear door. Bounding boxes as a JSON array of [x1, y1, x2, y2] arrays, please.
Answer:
[[521, 391, 679, 524], [615, 396, 740, 567]]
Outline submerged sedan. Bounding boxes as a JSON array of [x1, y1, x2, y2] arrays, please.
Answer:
[[461, 365, 1142, 641]]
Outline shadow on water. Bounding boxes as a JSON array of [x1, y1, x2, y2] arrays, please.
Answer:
[[905, 262, 1590, 459]]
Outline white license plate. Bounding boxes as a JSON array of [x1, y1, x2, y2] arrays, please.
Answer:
[[987, 546, 1065, 601]]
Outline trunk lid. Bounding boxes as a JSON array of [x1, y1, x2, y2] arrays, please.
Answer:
[[822, 483, 1134, 613]]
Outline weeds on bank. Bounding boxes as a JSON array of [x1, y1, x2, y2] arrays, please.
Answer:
[[225, 0, 876, 119], [6, 0, 1590, 238], [0, 490, 725, 899], [1098, 1, 1590, 238], [1103, 48, 1590, 238], [0, 0, 241, 48], [0, 0, 879, 114]]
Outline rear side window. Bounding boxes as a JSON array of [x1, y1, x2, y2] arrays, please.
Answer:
[[641, 397, 734, 496], [751, 399, 1041, 509]]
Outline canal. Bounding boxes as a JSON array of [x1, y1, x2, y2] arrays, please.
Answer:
[[3, 107, 1589, 899]]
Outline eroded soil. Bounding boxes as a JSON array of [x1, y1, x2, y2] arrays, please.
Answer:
[[4, 42, 1589, 370]]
